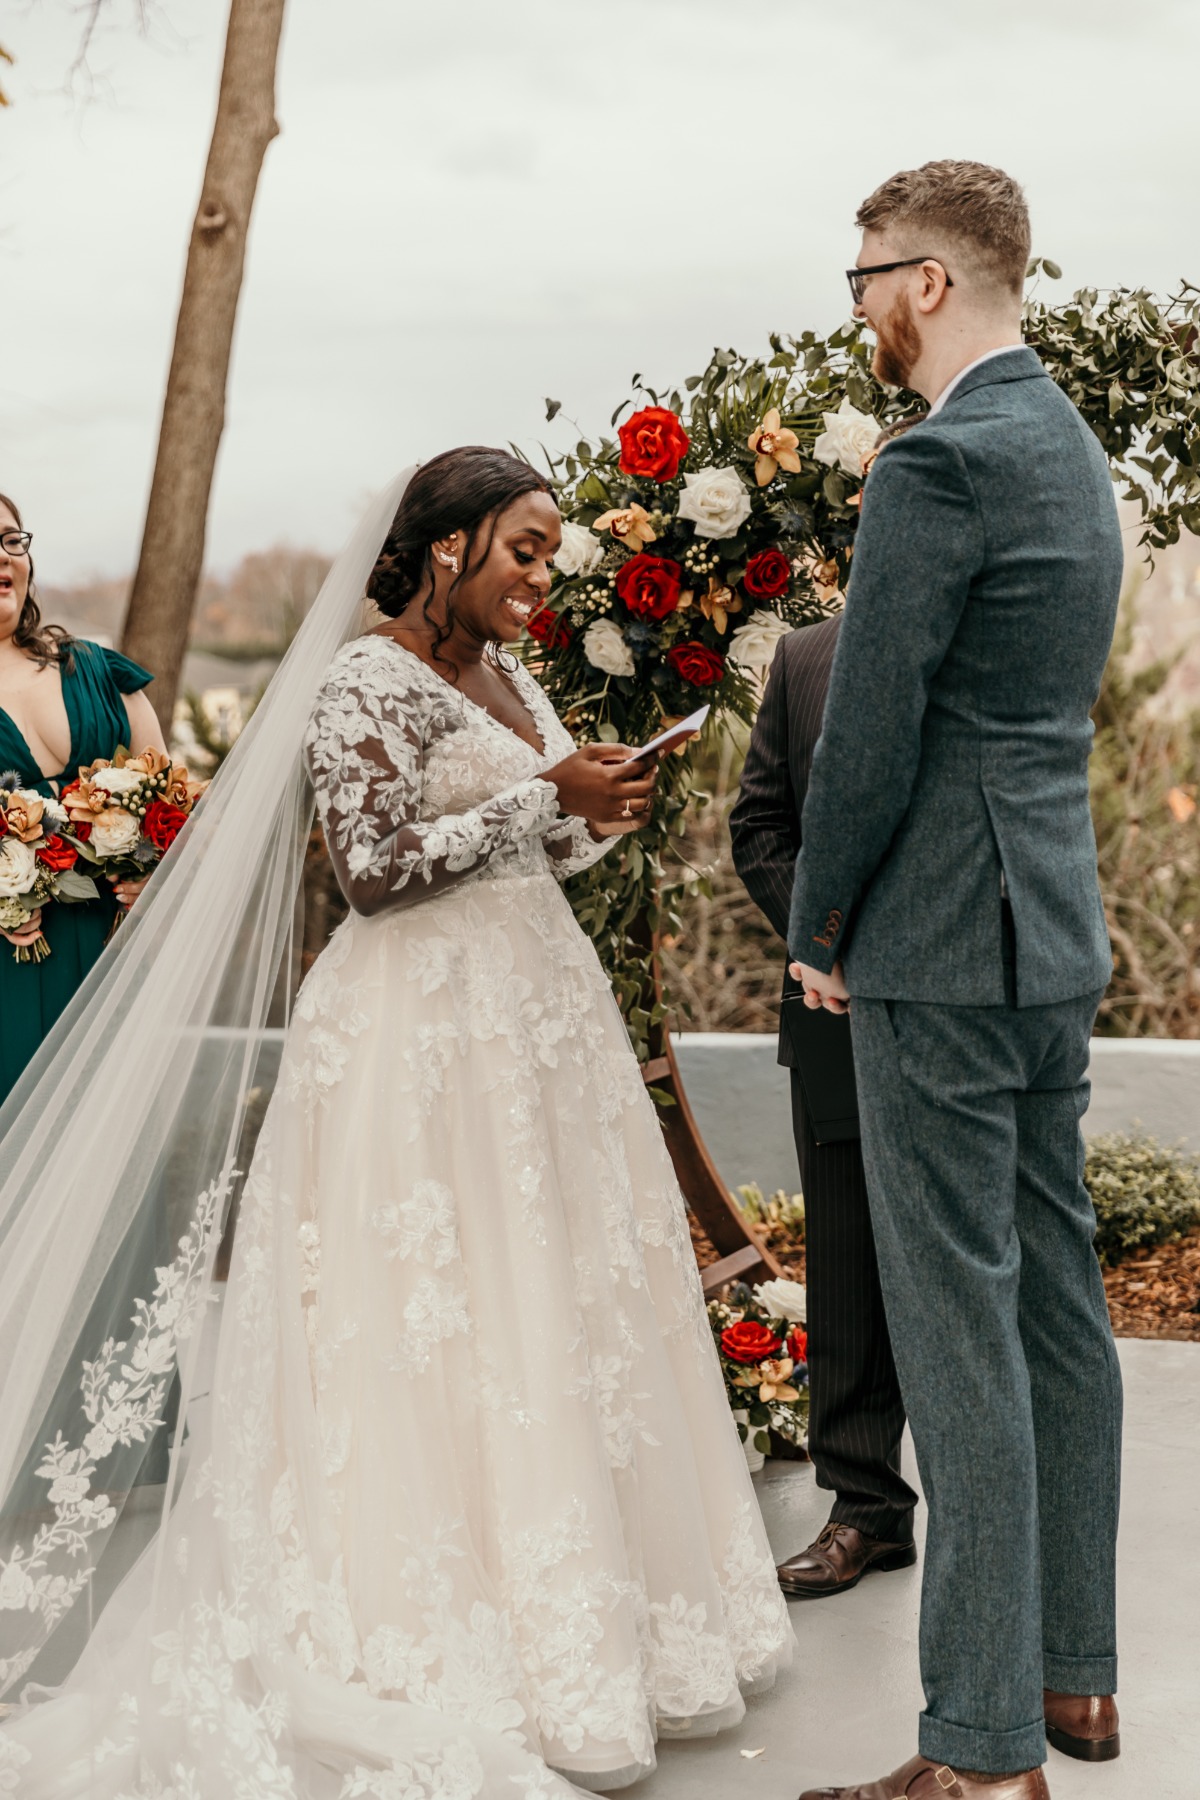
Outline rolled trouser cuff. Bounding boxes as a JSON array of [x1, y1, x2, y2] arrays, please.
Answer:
[[918, 1711, 1045, 1774], [1043, 1650, 1118, 1696]]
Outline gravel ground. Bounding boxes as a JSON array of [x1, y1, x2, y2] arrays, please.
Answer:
[[691, 1216, 1200, 1342]]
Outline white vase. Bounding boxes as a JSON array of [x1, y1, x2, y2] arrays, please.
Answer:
[[732, 1408, 765, 1473]]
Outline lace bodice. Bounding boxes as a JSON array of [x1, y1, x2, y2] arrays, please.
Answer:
[[304, 636, 611, 916]]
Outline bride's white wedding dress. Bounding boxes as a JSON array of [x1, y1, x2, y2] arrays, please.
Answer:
[[2, 635, 790, 1798]]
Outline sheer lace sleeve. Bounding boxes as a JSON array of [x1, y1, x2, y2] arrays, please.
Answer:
[[500, 660, 617, 884], [304, 640, 562, 917], [541, 813, 617, 881]]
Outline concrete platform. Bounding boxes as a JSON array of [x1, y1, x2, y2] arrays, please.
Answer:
[[674, 1034, 1200, 1204], [630, 1338, 1200, 1800]]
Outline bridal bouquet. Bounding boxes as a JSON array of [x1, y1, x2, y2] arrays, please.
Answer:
[[708, 1277, 810, 1461], [62, 748, 207, 915], [0, 786, 100, 962]]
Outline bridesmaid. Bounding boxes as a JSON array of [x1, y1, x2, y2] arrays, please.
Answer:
[[0, 492, 168, 1103]]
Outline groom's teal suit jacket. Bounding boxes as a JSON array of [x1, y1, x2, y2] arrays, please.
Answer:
[[788, 347, 1123, 1006]]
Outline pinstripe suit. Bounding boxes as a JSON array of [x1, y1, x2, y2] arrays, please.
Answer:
[[730, 616, 916, 1542]]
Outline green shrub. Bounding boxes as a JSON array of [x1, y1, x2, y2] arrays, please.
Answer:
[[736, 1183, 806, 1234], [1085, 1133, 1200, 1266]]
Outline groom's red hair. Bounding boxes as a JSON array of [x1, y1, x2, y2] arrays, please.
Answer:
[[856, 160, 1031, 301]]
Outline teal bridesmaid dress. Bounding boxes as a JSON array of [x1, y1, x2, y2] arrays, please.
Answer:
[[0, 639, 153, 1104]]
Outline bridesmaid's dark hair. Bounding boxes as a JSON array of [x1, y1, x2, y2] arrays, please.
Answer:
[[367, 447, 553, 670], [0, 493, 75, 673]]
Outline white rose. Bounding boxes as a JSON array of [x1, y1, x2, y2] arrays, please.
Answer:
[[753, 1277, 807, 1324], [555, 520, 604, 578], [90, 808, 142, 857], [675, 466, 752, 540], [41, 794, 69, 828], [812, 396, 881, 477], [90, 766, 143, 796], [582, 618, 635, 678], [727, 611, 792, 669], [0, 837, 38, 897]]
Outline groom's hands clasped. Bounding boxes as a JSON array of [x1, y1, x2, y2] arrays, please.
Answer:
[[545, 743, 659, 834], [789, 956, 851, 1015]]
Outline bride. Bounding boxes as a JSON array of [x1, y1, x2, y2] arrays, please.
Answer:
[[0, 449, 791, 1798]]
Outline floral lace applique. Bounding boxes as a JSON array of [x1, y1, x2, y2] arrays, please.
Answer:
[[339, 1742, 484, 1800], [498, 1502, 654, 1767], [304, 640, 565, 920], [719, 1498, 793, 1682], [389, 1275, 473, 1375], [373, 1179, 459, 1268], [647, 1593, 738, 1717], [0, 1178, 227, 1697]]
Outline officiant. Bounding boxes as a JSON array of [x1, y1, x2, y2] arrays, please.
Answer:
[[730, 420, 921, 1599]]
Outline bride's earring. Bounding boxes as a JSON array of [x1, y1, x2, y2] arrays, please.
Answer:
[[436, 545, 460, 574]]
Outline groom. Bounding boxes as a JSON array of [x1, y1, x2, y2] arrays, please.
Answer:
[[789, 162, 1124, 1798]]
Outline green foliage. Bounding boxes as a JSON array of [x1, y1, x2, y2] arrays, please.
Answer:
[[736, 1183, 806, 1234], [1085, 1133, 1200, 1266], [1090, 587, 1200, 1038], [1025, 282, 1200, 552]]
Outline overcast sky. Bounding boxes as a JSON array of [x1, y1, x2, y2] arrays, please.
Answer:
[[5, 0, 1199, 584]]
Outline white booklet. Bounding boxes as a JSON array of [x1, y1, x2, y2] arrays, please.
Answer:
[[630, 705, 710, 763]]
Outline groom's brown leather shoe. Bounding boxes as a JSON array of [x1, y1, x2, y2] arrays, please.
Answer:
[[798, 1755, 1051, 1798], [1043, 1689, 1120, 1761], [777, 1521, 917, 1598]]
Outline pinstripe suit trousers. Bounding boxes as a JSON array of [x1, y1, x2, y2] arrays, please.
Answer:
[[731, 617, 916, 1543]]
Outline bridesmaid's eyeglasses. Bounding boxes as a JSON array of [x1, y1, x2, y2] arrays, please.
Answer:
[[0, 532, 32, 557]]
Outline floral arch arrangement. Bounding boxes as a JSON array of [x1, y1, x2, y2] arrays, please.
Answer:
[[525, 276, 1200, 1061]]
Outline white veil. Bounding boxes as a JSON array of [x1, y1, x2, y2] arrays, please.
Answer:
[[0, 468, 416, 1705]]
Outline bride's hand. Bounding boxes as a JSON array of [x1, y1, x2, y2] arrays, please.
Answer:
[[545, 745, 657, 826]]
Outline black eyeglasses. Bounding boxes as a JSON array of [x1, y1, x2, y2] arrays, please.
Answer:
[[845, 259, 954, 306], [0, 531, 32, 557]]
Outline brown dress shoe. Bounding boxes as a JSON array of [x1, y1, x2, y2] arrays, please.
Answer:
[[798, 1753, 1051, 1798], [1043, 1688, 1120, 1762], [777, 1521, 917, 1598]]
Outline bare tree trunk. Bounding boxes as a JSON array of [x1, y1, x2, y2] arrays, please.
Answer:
[[121, 0, 287, 726]]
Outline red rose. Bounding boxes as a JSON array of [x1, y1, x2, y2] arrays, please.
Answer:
[[0, 810, 6, 836], [743, 547, 792, 601], [143, 800, 190, 852], [36, 834, 79, 872], [618, 406, 690, 483], [667, 641, 726, 687], [525, 607, 572, 649], [787, 1328, 808, 1365], [615, 553, 684, 620], [721, 1320, 783, 1364]]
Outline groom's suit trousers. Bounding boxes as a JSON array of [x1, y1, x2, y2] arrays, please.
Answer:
[[849, 919, 1121, 1776]]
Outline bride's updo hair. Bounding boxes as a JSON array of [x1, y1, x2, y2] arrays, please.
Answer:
[[368, 446, 552, 617]]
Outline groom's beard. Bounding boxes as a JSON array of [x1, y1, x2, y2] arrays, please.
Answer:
[[871, 291, 922, 390]]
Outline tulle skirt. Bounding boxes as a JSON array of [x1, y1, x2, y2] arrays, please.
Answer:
[[3, 868, 791, 1796]]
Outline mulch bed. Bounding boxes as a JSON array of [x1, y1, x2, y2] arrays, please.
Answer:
[[689, 1215, 1200, 1344]]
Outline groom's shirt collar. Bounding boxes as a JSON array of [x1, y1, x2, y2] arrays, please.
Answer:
[[928, 343, 1027, 415]]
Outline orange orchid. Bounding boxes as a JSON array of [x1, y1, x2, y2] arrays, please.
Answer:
[[747, 408, 802, 488], [592, 503, 657, 554], [756, 1357, 800, 1403], [697, 576, 743, 635]]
